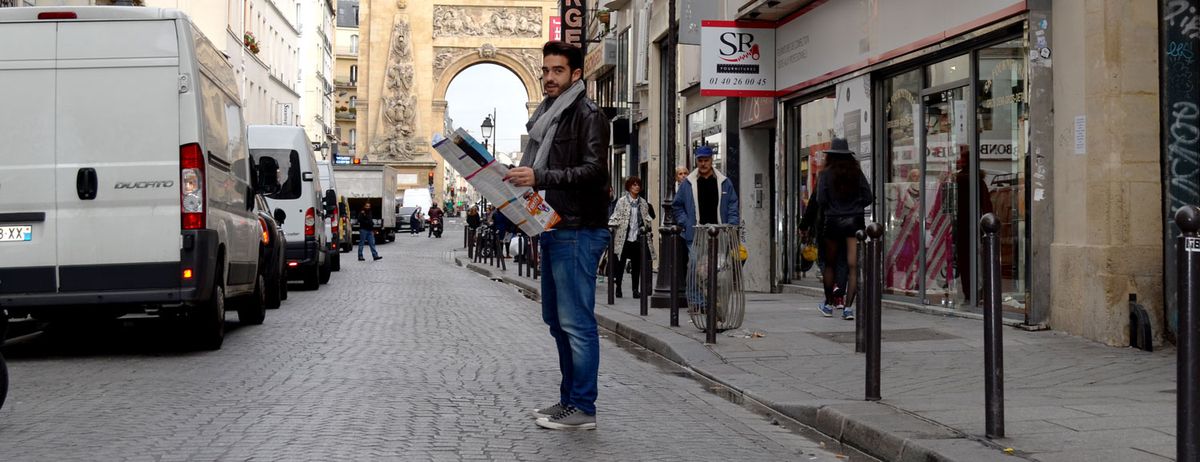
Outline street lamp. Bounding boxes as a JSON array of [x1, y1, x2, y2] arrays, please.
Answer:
[[480, 115, 494, 150]]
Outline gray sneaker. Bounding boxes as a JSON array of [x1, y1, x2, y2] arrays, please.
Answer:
[[532, 402, 566, 419], [535, 406, 596, 431]]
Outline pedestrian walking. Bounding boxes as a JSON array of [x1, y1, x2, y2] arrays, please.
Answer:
[[357, 203, 382, 261], [503, 40, 609, 431], [608, 176, 655, 298], [410, 206, 423, 235], [800, 138, 873, 320], [672, 145, 740, 307]]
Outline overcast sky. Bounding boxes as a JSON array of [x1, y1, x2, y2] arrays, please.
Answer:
[[445, 64, 533, 158]]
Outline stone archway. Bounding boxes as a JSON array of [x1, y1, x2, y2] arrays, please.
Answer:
[[431, 45, 544, 133]]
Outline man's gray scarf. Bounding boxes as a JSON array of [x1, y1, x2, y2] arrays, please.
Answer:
[[521, 80, 586, 170]]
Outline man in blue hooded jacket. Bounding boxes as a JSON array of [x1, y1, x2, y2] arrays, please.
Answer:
[[672, 145, 739, 245]]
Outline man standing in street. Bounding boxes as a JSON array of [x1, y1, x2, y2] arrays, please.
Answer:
[[357, 203, 382, 261], [672, 145, 740, 247], [503, 40, 609, 431]]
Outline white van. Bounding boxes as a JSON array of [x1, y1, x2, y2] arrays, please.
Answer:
[[316, 160, 351, 259], [247, 126, 333, 289], [0, 7, 277, 349]]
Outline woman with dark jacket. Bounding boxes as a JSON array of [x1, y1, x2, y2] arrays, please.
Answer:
[[800, 138, 874, 320]]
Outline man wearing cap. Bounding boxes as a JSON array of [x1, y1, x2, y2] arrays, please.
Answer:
[[672, 145, 740, 246]]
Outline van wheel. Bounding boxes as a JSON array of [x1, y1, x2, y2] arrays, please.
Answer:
[[319, 258, 333, 284], [237, 275, 267, 325], [189, 284, 225, 350], [280, 274, 289, 301], [331, 252, 341, 271], [0, 353, 7, 411], [302, 265, 320, 290]]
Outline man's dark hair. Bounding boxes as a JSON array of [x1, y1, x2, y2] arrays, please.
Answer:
[[542, 41, 584, 72]]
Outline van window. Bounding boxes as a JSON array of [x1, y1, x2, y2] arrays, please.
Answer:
[[253, 149, 303, 200]]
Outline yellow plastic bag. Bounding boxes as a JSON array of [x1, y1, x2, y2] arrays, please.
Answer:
[[801, 243, 818, 262]]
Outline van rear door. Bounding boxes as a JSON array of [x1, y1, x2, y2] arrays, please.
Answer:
[[0, 22, 58, 296], [55, 20, 182, 292]]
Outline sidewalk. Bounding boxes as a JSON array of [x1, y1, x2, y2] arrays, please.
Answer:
[[454, 250, 1176, 462]]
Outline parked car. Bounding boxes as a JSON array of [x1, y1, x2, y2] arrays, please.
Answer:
[[0, 6, 275, 350], [252, 194, 288, 309], [248, 125, 333, 290]]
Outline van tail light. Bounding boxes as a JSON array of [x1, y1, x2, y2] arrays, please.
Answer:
[[304, 207, 316, 236], [331, 208, 339, 236], [180, 143, 205, 230], [38, 12, 77, 20]]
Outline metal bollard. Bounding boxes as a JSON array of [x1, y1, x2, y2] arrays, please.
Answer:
[[463, 222, 469, 249], [1178, 205, 1200, 461], [607, 226, 616, 305], [980, 213, 1004, 438], [706, 227, 719, 344], [640, 225, 651, 316], [855, 229, 867, 354], [497, 233, 506, 271], [865, 223, 883, 401], [661, 226, 681, 327]]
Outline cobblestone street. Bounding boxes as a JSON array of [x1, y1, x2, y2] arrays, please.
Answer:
[[0, 222, 856, 461]]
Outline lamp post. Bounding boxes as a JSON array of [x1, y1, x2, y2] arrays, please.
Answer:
[[650, 0, 683, 309], [480, 114, 495, 151]]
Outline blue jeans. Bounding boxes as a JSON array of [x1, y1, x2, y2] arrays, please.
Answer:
[[358, 229, 378, 259], [540, 227, 609, 415]]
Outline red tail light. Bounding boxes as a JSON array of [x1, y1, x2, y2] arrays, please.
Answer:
[[304, 207, 316, 236], [331, 208, 339, 235], [180, 143, 205, 230], [38, 12, 77, 20]]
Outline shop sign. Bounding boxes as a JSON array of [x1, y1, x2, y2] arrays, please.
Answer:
[[559, 0, 586, 48], [549, 16, 562, 41], [584, 38, 618, 79], [700, 21, 775, 97]]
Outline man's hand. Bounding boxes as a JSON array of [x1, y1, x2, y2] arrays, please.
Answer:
[[504, 167, 536, 187]]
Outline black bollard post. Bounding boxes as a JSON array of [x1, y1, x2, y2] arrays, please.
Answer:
[[463, 222, 469, 250], [1178, 205, 1200, 461], [664, 226, 681, 327], [706, 227, 719, 344], [865, 223, 883, 401], [980, 213, 1005, 438], [855, 229, 867, 354], [640, 225, 651, 316], [498, 233, 507, 271], [608, 226, 616, 305]]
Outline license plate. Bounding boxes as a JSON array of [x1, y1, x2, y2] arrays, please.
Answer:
[[0, 225, 32, 242]]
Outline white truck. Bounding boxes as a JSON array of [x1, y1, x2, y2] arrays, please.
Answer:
[[334, 165, 399, 243]]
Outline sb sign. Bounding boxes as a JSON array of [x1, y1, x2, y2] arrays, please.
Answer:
[[701, 20, 775, 97]]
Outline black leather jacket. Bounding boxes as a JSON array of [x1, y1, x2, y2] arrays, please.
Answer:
[[533, 96, 610, 229]]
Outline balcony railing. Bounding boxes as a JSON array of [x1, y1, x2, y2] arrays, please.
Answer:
[[336, 111, 356, 121], [334, 79, 356, 88], [335, 46, 359, 56]]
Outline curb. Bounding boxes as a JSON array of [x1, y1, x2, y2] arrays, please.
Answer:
[[454, 254, 1018, 462]]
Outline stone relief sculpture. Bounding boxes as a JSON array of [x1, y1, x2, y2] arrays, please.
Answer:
[[372, 19, 423, 162], [432, 46, 544, 86], [433, 6, 542, 38]]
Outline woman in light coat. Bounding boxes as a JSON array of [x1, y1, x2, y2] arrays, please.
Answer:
[[608, 176, 656, 298]]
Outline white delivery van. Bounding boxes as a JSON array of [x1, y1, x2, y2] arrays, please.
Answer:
[[247, 126, 333, 289], [316, 160, 350, 262], [0, 7, 279, 349]]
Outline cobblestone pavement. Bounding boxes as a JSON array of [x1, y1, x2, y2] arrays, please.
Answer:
[[0, 221, 856, 461]]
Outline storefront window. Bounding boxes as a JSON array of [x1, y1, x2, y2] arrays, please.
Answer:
[[977, 37, 1028, 315], [687, 102, 726, 171], [791, 95, 836, 280], [883, 69, 922, 297]]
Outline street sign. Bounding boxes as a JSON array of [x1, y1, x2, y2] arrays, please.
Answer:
[[700, 21, 775, 97]]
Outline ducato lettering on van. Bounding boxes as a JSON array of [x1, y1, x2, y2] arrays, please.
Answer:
[[115, 181, 176, 189]]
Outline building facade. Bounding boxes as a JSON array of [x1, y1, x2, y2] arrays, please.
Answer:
[[334, 0, 359, 163], [20, 0, 303, 129], [299, 0, 337, 160]]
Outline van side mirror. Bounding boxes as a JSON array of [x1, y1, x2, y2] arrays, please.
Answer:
[[324, 189, 337, 213], [273, 208, 287, 225], [255, 156, 281, 195]]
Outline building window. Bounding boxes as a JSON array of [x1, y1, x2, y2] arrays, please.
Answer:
[[349, 96, 357, 109], [350, 35, 359, 54], [349, 129, 357, 146], [349, 65, 358, 84]]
